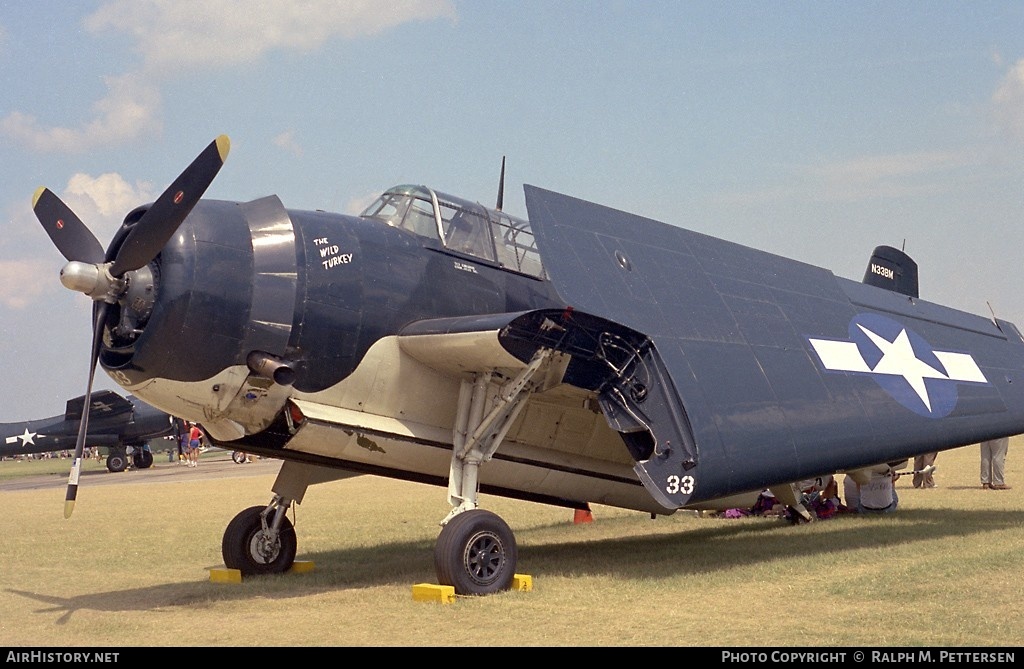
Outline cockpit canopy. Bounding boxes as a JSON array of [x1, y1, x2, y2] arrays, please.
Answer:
[[359, 185, 546, 279]]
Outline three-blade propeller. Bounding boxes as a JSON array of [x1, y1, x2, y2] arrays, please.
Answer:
[[32, 135, 230, 518]]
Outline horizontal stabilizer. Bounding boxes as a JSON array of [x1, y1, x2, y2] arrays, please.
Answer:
[[64, 390, 133, 421]]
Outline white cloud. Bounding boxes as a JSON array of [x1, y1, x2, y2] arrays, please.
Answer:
[[714, 150, 980, 207], [1, 173, 158, 309], [795, 149, 980, 203], [1, 73, 162, 153], [84, 0, 457, 72], [3, 1, 455, 152], [2, 173, 151, 252], [0, 259, 52, 309], [63, 172, 157, 241], [346, 191, 381, 216], [273, 130, 303, 157], [0, 207, 65, 306], [812, 151, 973, 186], [993, 59, 1024, 143]]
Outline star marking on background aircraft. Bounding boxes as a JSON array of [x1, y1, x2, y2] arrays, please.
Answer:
[[5, 429, 40, 448], [807, 314, 988, 418]]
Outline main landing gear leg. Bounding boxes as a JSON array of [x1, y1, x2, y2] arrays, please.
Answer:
[[435, 349, 559, 595], [222, 495, 297, 576], [768, 482, 814, 524]]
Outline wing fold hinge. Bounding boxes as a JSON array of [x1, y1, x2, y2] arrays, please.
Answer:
[[499, 308, 701, 510], [596, 340, 699, 509]]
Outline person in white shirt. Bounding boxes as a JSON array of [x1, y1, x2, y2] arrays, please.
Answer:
[[845, 464, 899, 513], [860, 469, 898, 512]]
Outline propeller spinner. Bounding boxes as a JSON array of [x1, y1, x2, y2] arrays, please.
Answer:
[[32, 135, 231, 518]]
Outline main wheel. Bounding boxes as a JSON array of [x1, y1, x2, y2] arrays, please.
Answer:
[[434, 509, 517, 596], [222, 505, 297, 576], [785, 506, 815, 525], [132, 449, 154, 469], [106, 450, 127, 473], [231, 451, 248, 464]]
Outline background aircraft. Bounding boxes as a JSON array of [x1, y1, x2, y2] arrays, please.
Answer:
[[29, 134, 1024, 596], [1, 390, 181, 472]]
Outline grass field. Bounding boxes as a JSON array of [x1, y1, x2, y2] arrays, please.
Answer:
[[0, 439, 1021, 647]]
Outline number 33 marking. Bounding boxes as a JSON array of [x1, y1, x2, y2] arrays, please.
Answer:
[[666, 475, 694, 495]]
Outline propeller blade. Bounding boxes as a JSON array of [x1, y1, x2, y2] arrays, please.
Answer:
[[32, 187, 106, 264], [64, 302, 108, 519], [109, 135, 231, 276]]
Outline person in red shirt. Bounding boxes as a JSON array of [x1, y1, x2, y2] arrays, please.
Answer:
[[187, 422, 204, 468]]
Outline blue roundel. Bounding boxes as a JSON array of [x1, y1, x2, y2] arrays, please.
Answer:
[[848, 313, 958, 418]]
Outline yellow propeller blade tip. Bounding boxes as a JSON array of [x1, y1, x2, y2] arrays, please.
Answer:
[[216, 135, 231, 161], [64, 501, 76, 519], [32, 186, 47, 208]]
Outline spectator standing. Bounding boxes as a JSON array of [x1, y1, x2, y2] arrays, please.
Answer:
[[187, 422, 204, 468], [177, 422, 190, 466], [980, 437, 1011, 490], [912, 452, 938, 488]]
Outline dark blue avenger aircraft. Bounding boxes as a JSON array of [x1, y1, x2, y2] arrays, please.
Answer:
[[31, 135, 1024, 596], [0, 390, 180, 472]]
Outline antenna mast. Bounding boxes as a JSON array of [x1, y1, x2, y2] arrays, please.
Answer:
[[496, 156, 505, 211]]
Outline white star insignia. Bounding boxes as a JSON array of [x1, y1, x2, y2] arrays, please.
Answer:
[[4, 428, 39, 448], [858, 326, 948, 411], [809, 325, 987, 413]]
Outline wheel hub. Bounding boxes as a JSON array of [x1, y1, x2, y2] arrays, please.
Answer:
[[250, 531, 280, 564], [466, 531, 504, 585]]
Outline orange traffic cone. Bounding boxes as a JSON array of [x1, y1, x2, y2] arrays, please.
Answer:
[[573, 506, 594, 524]]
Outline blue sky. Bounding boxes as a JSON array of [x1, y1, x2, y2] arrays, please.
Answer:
[[1, 1, 1023, 422]]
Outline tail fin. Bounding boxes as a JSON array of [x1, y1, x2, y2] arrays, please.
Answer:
[[863, 245, 919, 298]]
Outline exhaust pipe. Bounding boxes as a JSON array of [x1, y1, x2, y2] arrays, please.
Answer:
[[247, 351, 296, 386]]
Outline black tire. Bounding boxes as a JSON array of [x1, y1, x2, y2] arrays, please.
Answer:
[[232, 451, 248, 464], [434, 509, 517, 596], [222, 505, 297, 576], [106, 450, 127, 473], [132, 449, 154, 469], [786, 506, 814, 525]]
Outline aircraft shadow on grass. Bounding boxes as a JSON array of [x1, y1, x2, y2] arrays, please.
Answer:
[[7, 507, 1019, 624]]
